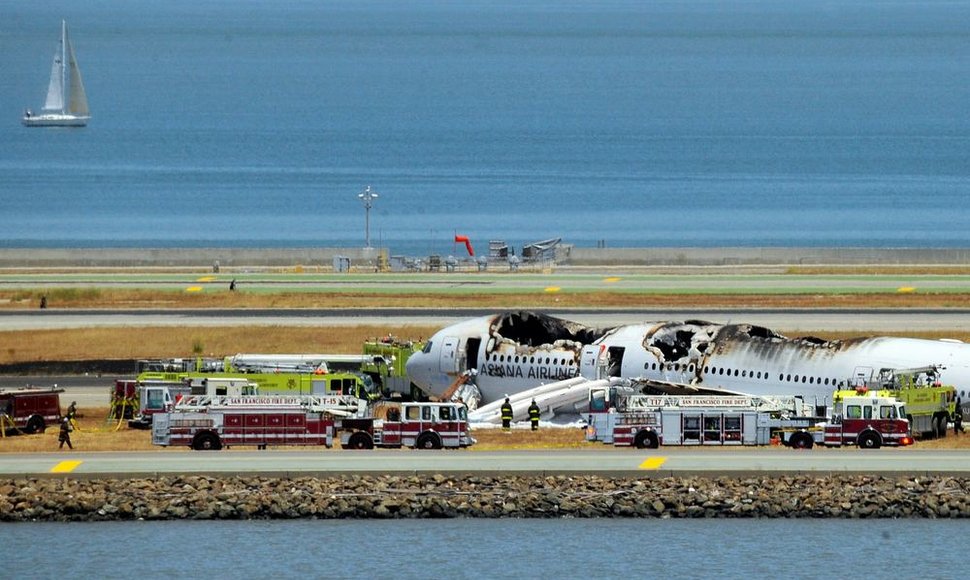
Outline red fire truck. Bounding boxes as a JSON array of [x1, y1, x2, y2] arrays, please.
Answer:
[[0, 387, 63, 434], [585, 385, 912, 449], [152, 395, 343, 450], [809, 394, 913, 449], [339, 402, 473, 450]]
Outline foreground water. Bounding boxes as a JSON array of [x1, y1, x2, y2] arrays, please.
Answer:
[[3, 0, 970, 253], [1, 519, 965, 578]]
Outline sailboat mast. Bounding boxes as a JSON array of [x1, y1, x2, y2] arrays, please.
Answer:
[[60, 20, 68, 114]]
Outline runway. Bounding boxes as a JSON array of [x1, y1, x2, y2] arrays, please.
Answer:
[[7, 448, 970, 478], [3, 307, 970, 333]]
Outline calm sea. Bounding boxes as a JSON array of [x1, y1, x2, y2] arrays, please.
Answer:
[[1, 518, 966, 579], [2, 0, 969, 254]]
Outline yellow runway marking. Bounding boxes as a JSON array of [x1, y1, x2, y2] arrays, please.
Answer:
[[639, 457, 667, 470], [544, 286, 561, 293], [603, 277, 622, 283], [196, 276, 216, 282], [50, 460, 82, 473], [185, 286, 203, 293]]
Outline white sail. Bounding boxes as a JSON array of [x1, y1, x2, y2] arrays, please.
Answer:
[[24, 20, 89, 127], [43, 42, 64, 112], [67, 36, 88, 116]]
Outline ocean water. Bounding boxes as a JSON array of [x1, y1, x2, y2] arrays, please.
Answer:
[[2, 0, 969, 254], [1, 518, 966, 579]]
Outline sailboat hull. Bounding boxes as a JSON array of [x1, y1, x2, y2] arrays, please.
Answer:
[[22, 114, 89, 127]]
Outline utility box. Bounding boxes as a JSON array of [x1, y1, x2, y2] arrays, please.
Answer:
[[333, 256, 351, 273]]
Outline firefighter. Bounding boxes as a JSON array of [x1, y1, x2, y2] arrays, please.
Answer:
[[954, 399, 964, 435], [58, 417, 73, 450], [66, 401, 77, 421], [501, 397, 513, 431], [528, 399, 540, 431]]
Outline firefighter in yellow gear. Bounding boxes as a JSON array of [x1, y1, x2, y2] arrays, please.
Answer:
[[501, 397, 513, 431], [528, 399, 540, 431]]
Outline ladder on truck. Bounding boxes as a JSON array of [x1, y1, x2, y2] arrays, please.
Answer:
[[174, 394, 365, 415], [623, 394, 813, 415]]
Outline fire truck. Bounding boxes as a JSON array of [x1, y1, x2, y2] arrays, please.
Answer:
[[128, 377, 259, 429], [0, 386, 63, 434], [804, 393, 913, 449], [150, 394, 362, 450], [840, 365, 955, 439], [338, 401, 473, 450], [585, 385, 912, 449]]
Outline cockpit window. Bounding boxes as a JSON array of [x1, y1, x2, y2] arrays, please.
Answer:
[[422, 341, 433, 354]]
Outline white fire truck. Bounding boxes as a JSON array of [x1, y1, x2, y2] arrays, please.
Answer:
[[129, 377, 259, 429], [585, 385, 912, 449], [338, 402, 474, 450], [151, 394, 359, 450]]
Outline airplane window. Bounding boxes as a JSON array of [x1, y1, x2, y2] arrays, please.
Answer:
[[809, 377, 814, 384], [824, 378, 829, 385], [793, 375, 799, 382], [734, 369, 739, 377], [652, 363, 657, 370], [719, 368, 724, 375], [422, 341, 433, 354], [801, 376, 807, 383], [785, 374, 790, 381], [741, 370, 747, 378], [673, 363, 679, 371], [546, 358, 551, 364], [688, 365, 694, 372], [704, 366, 709, 373]]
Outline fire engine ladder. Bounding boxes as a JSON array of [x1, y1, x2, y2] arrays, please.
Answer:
[[174, 394, 364, 414]]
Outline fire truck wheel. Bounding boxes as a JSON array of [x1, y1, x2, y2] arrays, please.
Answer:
[[790, 432, 814, 449], [344, 432, 374, 450], [192, 432, 222, 451], [634, 431, 659, 449], [24, 415, 45, 434], [416, 432, 442, 450], [936, 413, 948, 438], [858, 432, 881, 449]]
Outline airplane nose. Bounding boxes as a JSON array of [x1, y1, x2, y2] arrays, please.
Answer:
[[405, 351, 431, 392]]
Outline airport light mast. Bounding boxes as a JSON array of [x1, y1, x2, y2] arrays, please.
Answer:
[[358, 185, 379, 248]]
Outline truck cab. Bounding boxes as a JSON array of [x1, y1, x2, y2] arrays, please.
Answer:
[[826, 395, 912, 448]]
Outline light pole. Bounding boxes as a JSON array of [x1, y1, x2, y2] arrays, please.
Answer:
[[358, 186, 379, 248]]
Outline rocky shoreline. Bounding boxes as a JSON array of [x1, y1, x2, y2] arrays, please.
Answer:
[[3, 474, 970, 521]]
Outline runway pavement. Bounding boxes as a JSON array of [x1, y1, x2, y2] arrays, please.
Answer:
[[7, 448, 970, 478], [3, 307, 970, 332]]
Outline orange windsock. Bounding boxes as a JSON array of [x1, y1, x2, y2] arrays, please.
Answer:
[[454, 234, 474, 256]]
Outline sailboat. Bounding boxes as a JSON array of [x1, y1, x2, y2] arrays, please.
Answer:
[[23, 20, 90, 127]]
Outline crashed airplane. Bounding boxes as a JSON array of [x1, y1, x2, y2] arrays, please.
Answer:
[[405, 310, 970, 410]]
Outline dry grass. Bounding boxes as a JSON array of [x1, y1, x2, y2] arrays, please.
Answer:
[[7, 288, 970, 310], [0, 325, 438, 364]]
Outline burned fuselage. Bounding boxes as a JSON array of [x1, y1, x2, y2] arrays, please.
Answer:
[[599, 320, 970, 401], [407, 311, 970, 406]]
